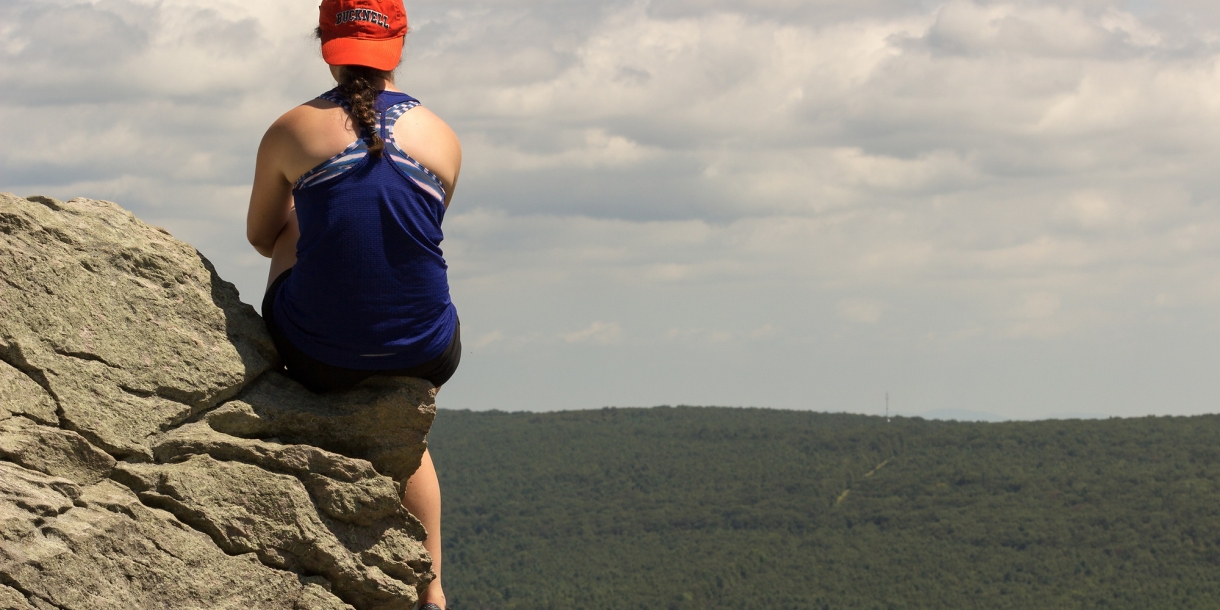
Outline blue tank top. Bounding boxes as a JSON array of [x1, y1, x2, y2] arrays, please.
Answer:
[[272, 89, 457, 370]]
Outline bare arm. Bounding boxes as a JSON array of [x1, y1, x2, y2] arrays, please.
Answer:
[[247, 122, 296, 258]]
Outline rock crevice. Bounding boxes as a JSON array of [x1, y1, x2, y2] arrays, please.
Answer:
[[0, 580, 57, 610], [0, 193, 434, 610]]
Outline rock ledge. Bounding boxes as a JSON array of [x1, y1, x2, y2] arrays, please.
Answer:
[[0, 193, 435, 610]]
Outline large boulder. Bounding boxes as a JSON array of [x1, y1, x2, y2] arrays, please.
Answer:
[[0, 464, 352, 610], [0, 193, 437, 610]]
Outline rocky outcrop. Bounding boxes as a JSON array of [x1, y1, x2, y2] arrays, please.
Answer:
[[0, 193, 436, 610]]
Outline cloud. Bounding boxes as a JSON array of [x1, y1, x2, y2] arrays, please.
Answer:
[[5, 0, 1220, 417], [749, 324, 778, 339], [662, 325, 780, 343], [563, 322, 623, 345], [837, 299, 887, 324], [470, 330, 505, 350]]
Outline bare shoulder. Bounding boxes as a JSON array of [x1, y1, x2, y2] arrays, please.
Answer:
[[395, 105, 462, 205], [267, 99, 350, 146], [398, 105, 459, 146], [260, 99, 356, 182]]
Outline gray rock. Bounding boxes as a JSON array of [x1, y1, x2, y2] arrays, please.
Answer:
[[0, 464, 354, 610], [113, 454, 427, 610], [0, 193, 275, 458], [207, 373, 436, 484], [151, 422, 412, 527], [0, 416, 116, 484], [0, 360, 57, 426], [0, 584, 37, 610], [0, 194, 437, 610]]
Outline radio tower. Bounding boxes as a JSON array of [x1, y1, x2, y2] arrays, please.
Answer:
[[886, 391, 890, 423]]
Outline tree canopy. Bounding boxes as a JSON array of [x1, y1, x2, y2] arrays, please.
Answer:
[[429, 407, 1220, 609]]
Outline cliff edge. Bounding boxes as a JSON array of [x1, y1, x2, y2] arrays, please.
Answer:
[[0, 193, 436, 610]]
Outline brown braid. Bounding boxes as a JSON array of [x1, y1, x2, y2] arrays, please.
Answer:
[[336, 65, 387, 158], [313, 27, 396, 158]]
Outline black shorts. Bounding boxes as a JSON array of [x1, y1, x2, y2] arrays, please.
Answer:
[[261, 268, 461, 393]]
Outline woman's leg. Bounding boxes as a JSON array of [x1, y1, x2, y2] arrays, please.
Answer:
[[403, 448, 445, 607], [267, 210, 299, 288]]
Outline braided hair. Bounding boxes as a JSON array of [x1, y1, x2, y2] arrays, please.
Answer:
[[335, 65, 387, 158], [315, 27, 392, 158]]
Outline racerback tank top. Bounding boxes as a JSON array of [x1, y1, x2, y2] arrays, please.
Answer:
[[272, 89, 457, 370]]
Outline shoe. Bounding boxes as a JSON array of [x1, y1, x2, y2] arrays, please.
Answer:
[[418, 604, 444, 610]]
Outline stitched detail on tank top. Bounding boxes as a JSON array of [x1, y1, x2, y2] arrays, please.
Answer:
[[294, 139, 368, 190]]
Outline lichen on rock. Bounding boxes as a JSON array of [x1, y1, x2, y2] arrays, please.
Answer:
[[0, 193, 436, 610]]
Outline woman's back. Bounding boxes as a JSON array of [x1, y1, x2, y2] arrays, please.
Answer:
[[271, 89, 458, 370], [258, 90, 461, 202]]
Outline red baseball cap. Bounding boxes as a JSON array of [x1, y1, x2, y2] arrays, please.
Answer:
[[318, 0, 408, 71]]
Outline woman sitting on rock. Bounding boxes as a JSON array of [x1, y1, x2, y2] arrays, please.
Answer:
[[245, 0, 459, 607]]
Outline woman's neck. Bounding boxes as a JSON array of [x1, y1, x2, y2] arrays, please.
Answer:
[[328, 66, 400, 92], [367, 75, 399, 92]]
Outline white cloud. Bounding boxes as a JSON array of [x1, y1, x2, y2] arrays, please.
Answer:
[[464, 128, 659, 171], [837, 299, 886, 324], [563, 322, 623, 345], [749, 324, 778, 339], [470, 330, 504, 350], [5, 0, 1220, 417]]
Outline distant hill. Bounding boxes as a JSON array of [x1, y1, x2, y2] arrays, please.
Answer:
[[428, 407, 1220, 609], [915, 408, 1010, 422]]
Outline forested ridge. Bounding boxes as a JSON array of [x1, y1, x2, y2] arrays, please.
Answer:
[[428, 407, 1220, 609]]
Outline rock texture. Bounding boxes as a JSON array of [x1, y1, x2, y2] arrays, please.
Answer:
[[0, 193, 437, 610]]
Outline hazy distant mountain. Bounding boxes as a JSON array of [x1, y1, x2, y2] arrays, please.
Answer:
[[916, 408, 1009, 422]]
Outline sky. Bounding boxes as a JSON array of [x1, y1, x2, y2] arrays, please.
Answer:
[[3, 0, 1220, 420]]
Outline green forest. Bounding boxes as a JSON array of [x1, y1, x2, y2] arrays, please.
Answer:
[[427, 407, 1220, 609]]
